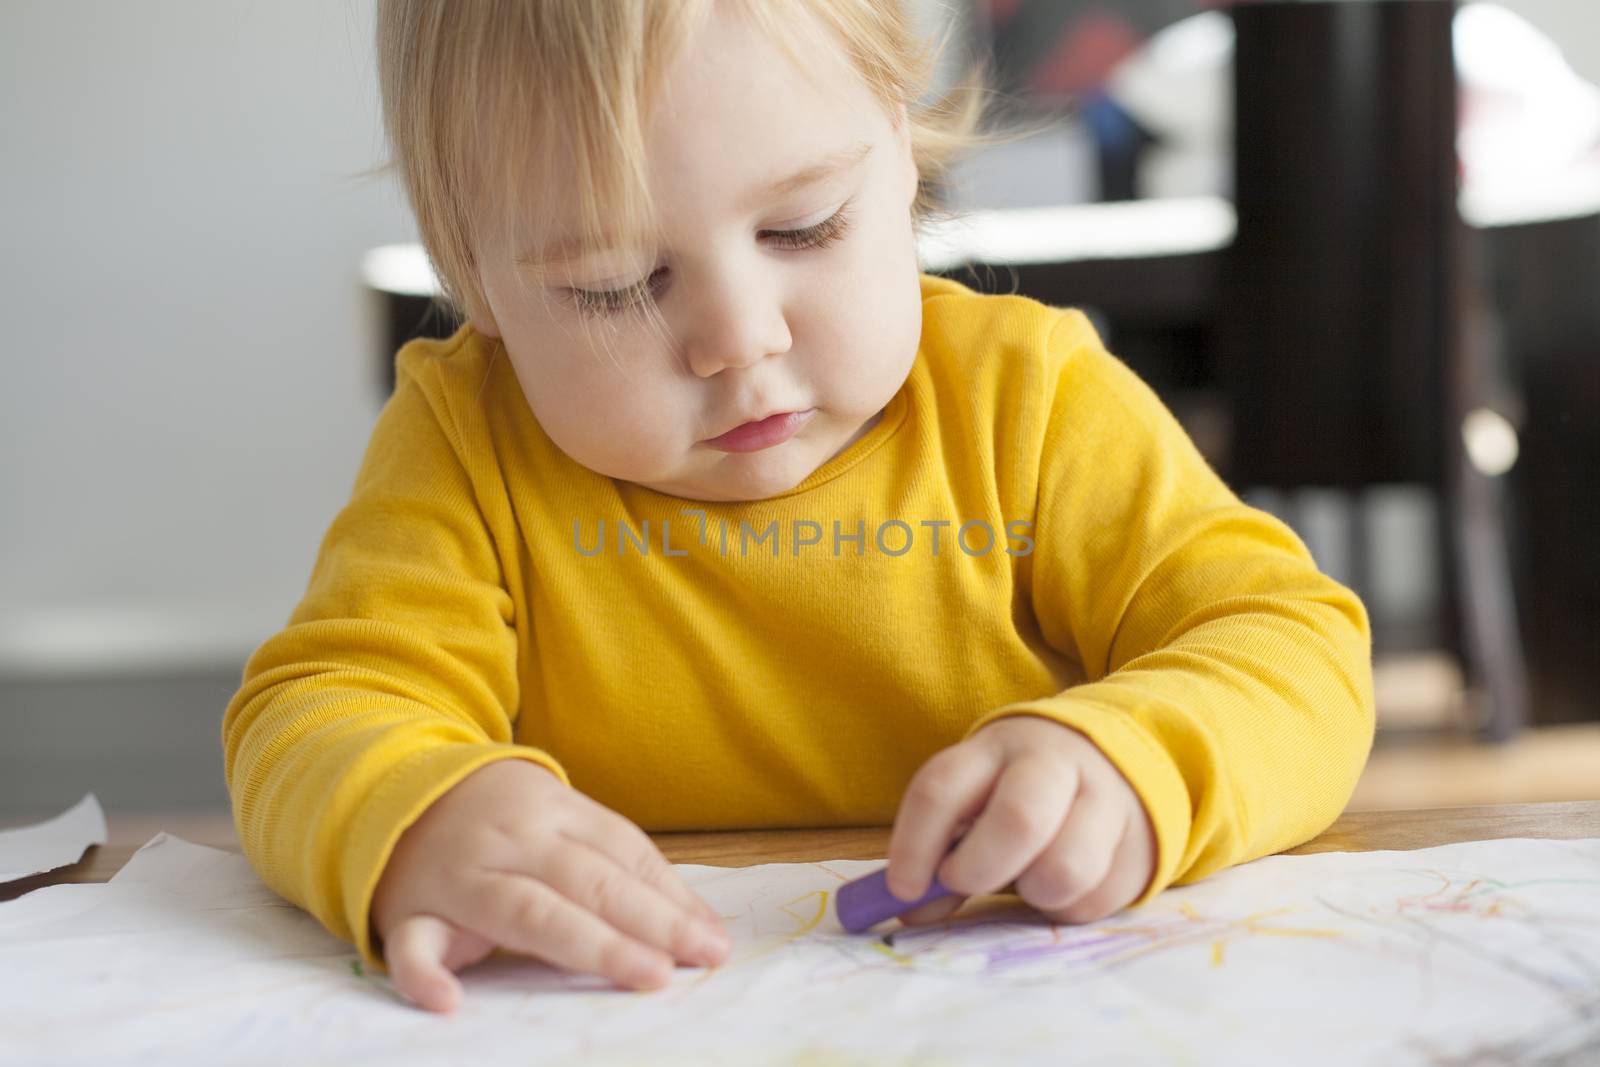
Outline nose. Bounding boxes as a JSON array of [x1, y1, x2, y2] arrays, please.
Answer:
[[680, 270, 792, 378]]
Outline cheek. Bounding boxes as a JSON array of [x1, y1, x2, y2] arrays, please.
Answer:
[[804, 215, 918, 342], [517, 342, 691, 465], [855, 199, 922, 340], [799, 277, 920, 407], [834, 229, 922, 362]]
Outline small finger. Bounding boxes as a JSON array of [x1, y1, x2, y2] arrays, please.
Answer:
[[457, 847, 722, 993], [886, 746, 1001, 903], [940, 757, 1080, 899], [1015, 782, 1123, 917], [1041, 804, 1156, 924], [458, 871, 680, 990], [898, 892, 966, 927], [566, 804, 729, 936], [633, 848, 725, 934], [384, 913, 467, 1013], [556, 838, 731, 967]]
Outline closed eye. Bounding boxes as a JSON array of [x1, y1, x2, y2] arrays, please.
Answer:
[[568, 199, 856, 317]]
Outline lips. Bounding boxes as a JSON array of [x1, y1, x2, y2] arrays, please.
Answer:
[[703, 408, 816, 453]]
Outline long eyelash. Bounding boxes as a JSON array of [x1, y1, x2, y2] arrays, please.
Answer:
[[567, 201, 855, 318], [570, 268, 667, 317], [765, 200, 854, 250]]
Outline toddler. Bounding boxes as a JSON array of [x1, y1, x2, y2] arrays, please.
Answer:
[[223, 0, 1375, 1014]]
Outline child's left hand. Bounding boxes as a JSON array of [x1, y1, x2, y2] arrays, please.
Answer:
[[885, 715, 1158, 927]]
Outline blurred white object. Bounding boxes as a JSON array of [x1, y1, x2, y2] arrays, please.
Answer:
[[1105, 11, 1233, 201], [918, 196, 1235, 270], [1462, 407, 1521, 477], [1106, 10, 1235, 201], [1454, 3, 1600, 193], [362, 243, 440, 298], [1106, 3, 1600, 220]]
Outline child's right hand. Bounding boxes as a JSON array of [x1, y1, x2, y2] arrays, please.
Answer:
[[370, 758, 731, 1012]]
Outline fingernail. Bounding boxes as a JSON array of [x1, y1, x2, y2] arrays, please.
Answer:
[[693, 923, 730, 962], [419, 979, 457, 1013], [632, 951, 672, 987]]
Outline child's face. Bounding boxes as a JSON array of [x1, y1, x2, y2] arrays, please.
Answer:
[[468, 4, 923, 502]]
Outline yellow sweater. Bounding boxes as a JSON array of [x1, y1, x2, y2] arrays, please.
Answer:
[[223, 272, 1374, 970]]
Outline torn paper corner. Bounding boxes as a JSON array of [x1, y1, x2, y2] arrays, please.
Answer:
[[0, 792, 108, 883]]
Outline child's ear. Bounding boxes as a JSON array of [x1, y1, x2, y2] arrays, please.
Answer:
[[467, 300, 502, 340], [893, 101, 911, 151], [895, 103, 918, 205]]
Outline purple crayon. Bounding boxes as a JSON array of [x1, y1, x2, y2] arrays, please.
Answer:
[[834, 836, 965, 933]]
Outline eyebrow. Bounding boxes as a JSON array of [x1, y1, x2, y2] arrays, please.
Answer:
[[741, 140, 872, 212], [518, 140, 873, 269]]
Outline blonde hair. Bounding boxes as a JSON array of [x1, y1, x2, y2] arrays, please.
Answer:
[[370, 0, 1000, 331]]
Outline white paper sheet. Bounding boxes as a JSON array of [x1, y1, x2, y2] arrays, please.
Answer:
[[1, 831, 1598, 1066], [0, 793, 107, 884]]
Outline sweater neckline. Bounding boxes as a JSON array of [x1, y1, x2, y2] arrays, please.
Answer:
[[760, 372, 913, 500]]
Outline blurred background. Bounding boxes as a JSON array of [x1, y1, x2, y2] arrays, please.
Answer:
[[1, 0, 1596, 820]]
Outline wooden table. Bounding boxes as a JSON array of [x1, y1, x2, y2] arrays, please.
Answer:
[[6, 800, 1598, 905]]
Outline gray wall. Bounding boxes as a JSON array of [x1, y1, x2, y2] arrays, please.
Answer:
[[1, 1, 416, 815], [1, 1, 414, 683]]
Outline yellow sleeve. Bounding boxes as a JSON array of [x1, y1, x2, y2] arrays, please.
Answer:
[[965, 310, 1375, 906], [221, 347, 570, 972]]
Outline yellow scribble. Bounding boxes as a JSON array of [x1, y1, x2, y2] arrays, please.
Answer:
[[1242, 906, 1294, 923], [1244, 924, 1341, 940], [1211, 940, 1224, 967], [779, 889, 831, 940], [870, 941, 915, 965], [672, 887, 837, 982], [1233, 907, 1341, 941]]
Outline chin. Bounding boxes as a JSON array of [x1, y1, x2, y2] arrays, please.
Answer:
[[710, 451, 815, 501]]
